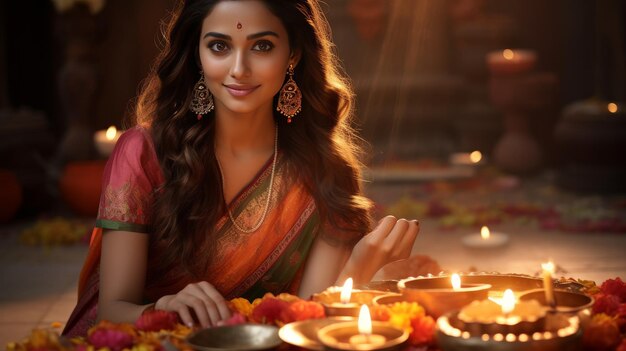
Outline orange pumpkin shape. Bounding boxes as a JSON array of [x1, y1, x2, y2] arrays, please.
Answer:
[[59, 160, 106, 217]]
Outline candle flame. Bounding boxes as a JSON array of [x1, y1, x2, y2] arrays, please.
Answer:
[[105, 126, 117, 141], [451, 274, 461, 290], [502, 49, 515, 60], [541, 261, 555, 274], [481, 226, 490, 240], [470, 151, 482, 163], [340, 278, 353, 304], [501, 289, 516, 314], [357, 304, 372, 335], [608, 102, 618, 113]]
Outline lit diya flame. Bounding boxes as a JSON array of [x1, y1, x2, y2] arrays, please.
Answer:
[[340, 278, 353, 304], [470, 151, 482, 163], [481, 226, 490, 240], [501, 289, 516, 315], [451, 274, 461, 290], [541, 261, 555, 275], [358, 304, 372, 335], [105, 126, 118, 140]]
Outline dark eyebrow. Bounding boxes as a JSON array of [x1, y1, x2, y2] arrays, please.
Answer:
[[202, 31, 279, 40]]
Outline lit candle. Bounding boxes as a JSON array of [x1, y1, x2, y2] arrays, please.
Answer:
[[449, 151, 483, 166], [486, 49, 537, 75], [348, 305, 386, 347], [462, 226, 509, 249], [322, 278, 360, 316], [496, 289, 522, 325], [451, 274, 461, 290], [541, 261, 557, 308], [341, 278, 353, 304], [94, 125, 121, 157]]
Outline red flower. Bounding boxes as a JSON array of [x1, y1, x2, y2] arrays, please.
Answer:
[[409, 316, 435, 346], [280, 300, 325, 323], [87, 321, 136, 351], [593, 293, 621, 316], [615, 303, 626, 333], [583, 313, 621, 351], [600, 277, 626, 302], [250, 297, 291, 325], [135, 310, 180, 332], [222, 312, 247, 326]]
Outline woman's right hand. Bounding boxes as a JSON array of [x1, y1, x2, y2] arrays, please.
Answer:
[[155, 281, 231, 328]]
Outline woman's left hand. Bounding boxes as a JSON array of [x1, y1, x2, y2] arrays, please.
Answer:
[[341, 215, 420, 283]]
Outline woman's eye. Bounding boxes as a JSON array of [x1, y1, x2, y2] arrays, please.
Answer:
[[209, 41, 228, 53], [253, 40, 274, 52]]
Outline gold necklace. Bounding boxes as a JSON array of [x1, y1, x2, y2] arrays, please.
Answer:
[[216, 126, 278, 233]]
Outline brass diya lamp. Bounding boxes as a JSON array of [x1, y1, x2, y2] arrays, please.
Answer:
[[317, 305, 408, 351], [313, 278, 387, 317], [436, 288, 583, 351], [519, 288, 594, 326], [398, 274, 491, 318]]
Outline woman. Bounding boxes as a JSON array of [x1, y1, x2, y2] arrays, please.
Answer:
[[63, 0, 419, 336]]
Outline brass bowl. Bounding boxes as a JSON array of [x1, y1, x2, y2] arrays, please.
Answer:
[[356, 280, 400, 292], [187, 324, 281, 351], [372, 293, 404, 306], [312, 289, 389, 305], [398, 276, 491, 318], [279, 317, 355, 350], [519, 288, 594, 326], [317, 321, 408, 351]]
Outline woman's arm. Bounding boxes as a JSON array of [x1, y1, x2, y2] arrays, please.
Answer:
[[98, 229, 151, 322], [298, 216, 420, 298], [98, 229, 231, 327]]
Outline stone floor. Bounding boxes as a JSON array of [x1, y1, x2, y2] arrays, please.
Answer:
[[1, 173, 626, 347]]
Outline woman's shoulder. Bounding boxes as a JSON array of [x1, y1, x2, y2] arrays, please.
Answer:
[[118, 125, 154, 147]]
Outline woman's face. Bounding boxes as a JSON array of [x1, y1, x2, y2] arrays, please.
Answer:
[[199, 0, 293, 116]]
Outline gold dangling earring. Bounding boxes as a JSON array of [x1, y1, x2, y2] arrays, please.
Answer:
[[276, 64, 301, 123], [190, 71, 214, 120]]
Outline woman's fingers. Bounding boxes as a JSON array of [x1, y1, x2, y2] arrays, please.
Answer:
[[368, 215, 397, 244], [198, 281, 231, 322], [396, 220, 420, 258], [382, 218, 419, 260]]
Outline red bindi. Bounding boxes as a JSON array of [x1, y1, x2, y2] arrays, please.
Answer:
[[237, 22, 242, 29]]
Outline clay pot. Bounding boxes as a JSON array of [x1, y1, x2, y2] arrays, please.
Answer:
[[0, 169, 23, 223], [59, 160, 106, 216]]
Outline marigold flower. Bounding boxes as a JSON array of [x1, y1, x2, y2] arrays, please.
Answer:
[[281, 300, 325, 323], [409, 316, 436, 346], [230, 297, 254, 317], [583, 313, 621, 351], [274, 293, 301, 303], [369, 305, 391, 321], [135, 310, 179, 332]]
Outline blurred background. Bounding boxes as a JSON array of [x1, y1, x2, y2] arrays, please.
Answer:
[[0, 0, 625, 223]]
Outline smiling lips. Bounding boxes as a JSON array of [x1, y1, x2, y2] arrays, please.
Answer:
[[224, 84, 260, 97]]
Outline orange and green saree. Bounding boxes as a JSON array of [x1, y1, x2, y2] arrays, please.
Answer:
[[63, 127, 320, 336]]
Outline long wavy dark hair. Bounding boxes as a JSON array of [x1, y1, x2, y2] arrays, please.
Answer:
[[134, 0, 373, 276]]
